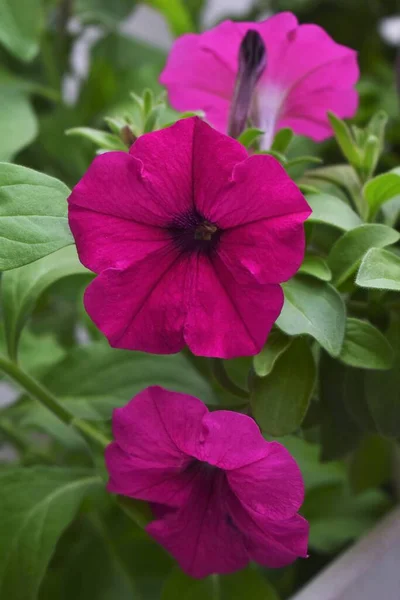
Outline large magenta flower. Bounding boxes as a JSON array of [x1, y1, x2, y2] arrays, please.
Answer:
[[160, 13, 359, 148], [105, 387, 308, 578], [68, 117, 310, 358]]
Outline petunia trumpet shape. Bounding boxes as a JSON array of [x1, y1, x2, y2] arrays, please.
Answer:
[[68, 117, 310, 358], [105, 386, 309, 578], [160, 12, 359, 148]]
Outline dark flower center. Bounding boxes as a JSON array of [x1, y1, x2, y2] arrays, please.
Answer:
[[168, 210, 221, 253]]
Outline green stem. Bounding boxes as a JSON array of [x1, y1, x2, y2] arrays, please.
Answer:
[[210, 359, 249, 399], [0, 355, 110, 450]]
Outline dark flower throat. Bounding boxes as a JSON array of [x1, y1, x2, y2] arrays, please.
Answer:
[[168, 210, 221, 253]]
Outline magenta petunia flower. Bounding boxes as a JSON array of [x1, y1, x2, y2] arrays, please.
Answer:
[[105, 386, 308, 578], [160, 12, 359, 148], [68, 117, 310, 358]]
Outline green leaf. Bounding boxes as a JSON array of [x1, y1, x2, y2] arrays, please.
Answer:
[[350, 434, 392, 494], [1, 245, 90, 361], [298, 255, 332, 281], [162, 568, 216, 600], [0, 0, 43, 61], [66, 127, 126, 151], [237, 127, 264, 148], [75, 0, 134, 27], [0, 163, 73, 270], [271, 127, 294, 153], [277, 276, 346, 357], [0, 91, 38, 161], [144, 0, 195, 36], [220, 567, 280, 600], [253, 329, 292, 377], [28, 341, 218, 421], [364, 171, 400, 220], [327, 112, 361, 167], [251, 338, 316, 436], [361, 134, 380, 180], [0, 467, 101, 600], [339, 318, 394, 370], [328, 224, 400, 287], [365, 314, 400, 437], [356, 247, 400, 291], [306, 193, 362, 231]]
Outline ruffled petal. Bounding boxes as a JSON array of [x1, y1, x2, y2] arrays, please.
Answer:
[[184, 253, 283, 358], [84, 247, 189, 354], [147, 469, 249, 578], [227, 442, 304, 520]]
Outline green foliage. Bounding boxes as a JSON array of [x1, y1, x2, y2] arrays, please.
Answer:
[[0, 0, 43, 61], [356, 247, 400, 291], [339, 318, 394, 370], [0, 164, 73, 270], [0, 91, 38, 161], [306, 193, 362, 231], [0, 467, 101, 600]]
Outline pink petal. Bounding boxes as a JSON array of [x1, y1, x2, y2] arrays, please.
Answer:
[[105, 387, 208, 506], [218, 213, 308, 285], [84, 247, 188, 354], [69, 205, 171, 273], [147, 469, 249, 578], [228, 493, 309, 568], [184, 253, 283, 358], [200, 154, 310, 229], [227, 442, 304, 520], [192, 410, 270, 469]]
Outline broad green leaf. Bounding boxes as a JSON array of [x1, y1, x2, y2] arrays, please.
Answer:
[[0, 0, 43, 61], [306, 193, 362, 231], [0, 467, 101, 600], [364, 171, 400, 220], [366, 314, 400, 437], [350, 434, 392, 494], [162, 568, 216, 600], [0, 163, 73, 270], [253, 329, 291, 377], [251, 338, 316, 436], [0, 91, 37, 161], [144, 0, 195, 36], [298, 255, 332, 281], [277, 276, 346, 356], [319, 353, 362, 460], [303, 165, 366, 217], [66, 127, 126, 151], [327, 112, 361, 167], [339, 318, 394, 370], [271, 127, 293, 153], [75, 0, 134, 26], [29, 341, 218, 421], [356, 247, 400, 291], [1, 245, 90, 360], [328, 224, 400, 287], [303, 484, 392, 553], [237, 127, 264, 148]]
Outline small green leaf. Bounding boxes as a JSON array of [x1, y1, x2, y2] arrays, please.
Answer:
[[0, 0, 43, 61], [0, 91, 37, 161], [66, 127, 127, 151], [356, 247, 400, 291], [328, 112, 361, 167], [75, 0, 134, 27], [366, 110, 388, 145], [339, 318, 394, 370], [366, 314, 400, 437], [253, 329, 292, 377], [328, 224, 400, 287], [1, 245, 90, 361], [277, 276, 346, 356], [0, 163, 73, 270], [0, 467, 101, 600], [237, 127, 264, 148], [271, 127, 294, 153], [251, 338, 316, 436], [220, 567, 280, 600], [286, 155, 323, 169], [364, 171, 400, 220], [361, 134, 380, 180], [306, 193, 362, 231], [299, 255, 332, 281]]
